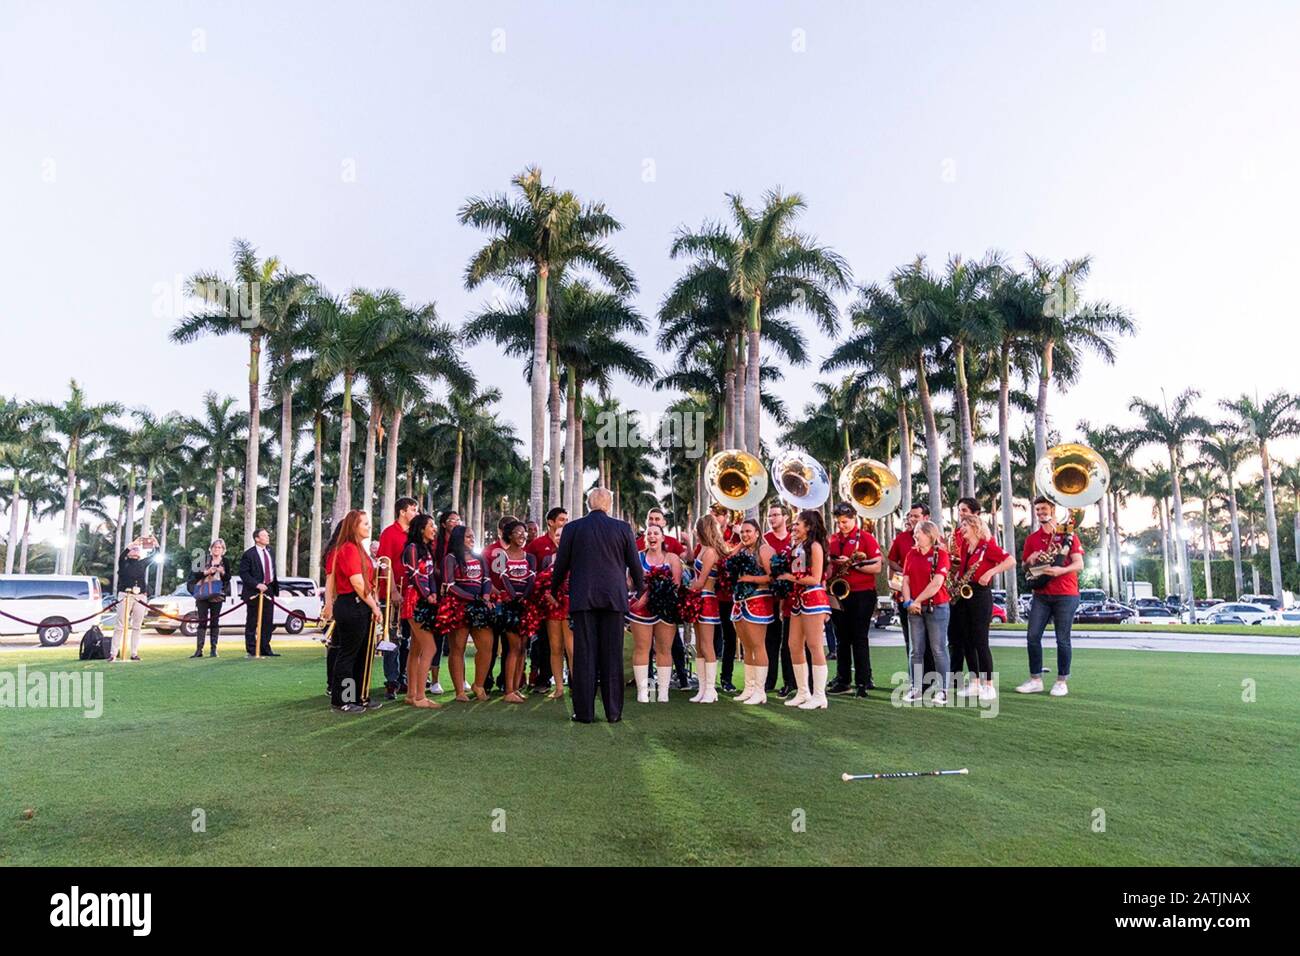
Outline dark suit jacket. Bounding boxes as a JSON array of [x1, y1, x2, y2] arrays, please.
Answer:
[[238, 546, 281, 598], [551, 509, 644, 612]]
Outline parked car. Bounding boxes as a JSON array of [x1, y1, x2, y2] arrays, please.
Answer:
[[1192, 598, 1225, 622], [990, 602, 1007, 624], [1240, 594, 1283, 612], [1074, 601, 1135, 625], [1079, 588, 1107, 605], [1134, 605, 1178, 624], [0, 574, 104, 646], [1133, 596, 1167, 611], [1202, 602, 1274, 626], [149, 576, 323, 637], [1264, 608, 1300, 627]]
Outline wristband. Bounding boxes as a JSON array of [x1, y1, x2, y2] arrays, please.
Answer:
[[901, 599, 913, 609]]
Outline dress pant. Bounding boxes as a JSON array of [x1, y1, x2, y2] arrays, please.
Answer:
[[484, 623, 504, 690], [529, 629, 552, 686], [764, 616, 795, 690], [194, 596, 223, 652], [716, 601, 738, 685], [243, 590, 275, 654], [831, 589, 876, 688], [330, 595, 371, 707], [570, 609, 626, 722], [951, 586, 994, 680], [947, 597, 968, 679]]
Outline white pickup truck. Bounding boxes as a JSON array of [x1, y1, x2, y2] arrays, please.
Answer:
[[148, 576, 323, 638]]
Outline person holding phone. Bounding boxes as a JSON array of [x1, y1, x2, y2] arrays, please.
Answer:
[[112, 535, 156, 661], [187, 539, 231, 657]]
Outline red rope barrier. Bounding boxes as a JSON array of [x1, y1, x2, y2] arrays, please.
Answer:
[[0, 601, 120, 628]]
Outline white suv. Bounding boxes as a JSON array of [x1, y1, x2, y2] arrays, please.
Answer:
[[1202, 602, 1273, 626], [0, 574, 103, 646]]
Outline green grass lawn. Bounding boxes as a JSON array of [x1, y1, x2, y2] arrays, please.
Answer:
[[990, 622, 1300, 637], [2, 641, 1297, 866]]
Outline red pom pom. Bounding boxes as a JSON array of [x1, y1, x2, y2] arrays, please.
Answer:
[[433, 596, 466, 635], [678, 585, 704, 624]]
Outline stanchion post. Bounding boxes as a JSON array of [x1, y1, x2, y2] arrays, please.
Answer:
[[255, 591, 264, 659]]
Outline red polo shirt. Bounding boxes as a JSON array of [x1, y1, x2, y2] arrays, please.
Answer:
[[763, 530, 792, 555], [887, 529, 915, 568], [333, 541, 373, 595], [829, 527, 882, 592], [377, 522, 409, 595], [903, 546, 950, 605], [1022, 527, 1083, 596]]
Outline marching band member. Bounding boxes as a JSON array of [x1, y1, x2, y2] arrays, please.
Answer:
[[494, 519, 538, 704], [401, 513, 442, 709], [899, 519, 951, 705], [951, 512, 1014, 701], [947, 497, 980, 691], [826, 501, 883, 697], [888, 502, 934, 678], [321, 521, 344, 698], [730, 518, 776, 706], [762, 502, 797, 698], [709, 503, 741, 693], [377, 496, 419, 700], [686, 514, 729, 703], [628, 524, 683, 703], [527, 506, 572, 700], [440, 525, 494, 702], [330, 510, 383, 713], [778, 509, 832, 710], [1016, 496, 1085, 697], [428, 509, 461, 695]]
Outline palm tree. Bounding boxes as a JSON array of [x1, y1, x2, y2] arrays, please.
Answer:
[[459, 166, 635, 521], [1183, 466, 1219, 599], [35, 381, 123, 573], [173, 239, 306, 547], [127, 410, 188, 538], [1025, 256, 1135, 462], [1199, 429, 1251, 598], [674, 189, 848, 458], [1219, 391, 1298, 602], [262, 271, 314, 569], [1128, 389, 1209, 613], [1278, 460, 1300, 567], [0, 397, 34, 574], [186, 393, 247, 543]]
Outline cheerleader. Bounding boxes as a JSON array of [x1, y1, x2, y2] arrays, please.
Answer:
[[628, 524, 683, 703], [900, 519, 951, 704], [687, 514, 729, 704], [427, 509, 461, 696], [730, 518, 776, 705], [777, 509, 832, 709], [330, 510, 383, 713], [439, 524, 494, 702], [528, 507, 573, 701], [495, 519, 538, 704], [401, 513, 442, 709]]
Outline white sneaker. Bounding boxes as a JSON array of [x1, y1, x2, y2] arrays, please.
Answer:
[[932, 691, 948, 705], [1015, 677, 1044, 694], [956, 681, 979, 698], [978, 684, 997, 702], [1050, 680, 1069, 697], [902, 689, 922, 703], [462, 681, 472, 693], [428, 682, 444, 695]]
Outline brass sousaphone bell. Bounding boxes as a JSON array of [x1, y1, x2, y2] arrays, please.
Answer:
[[838, 458, 901, 520], [1025, 442, 1109, 586], [769, 449, 831, 511], [705, 448, 769, 513]]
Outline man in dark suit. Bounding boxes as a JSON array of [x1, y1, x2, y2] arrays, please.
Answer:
[[238, 528, 280, 657], [550, 487, 644, 723]]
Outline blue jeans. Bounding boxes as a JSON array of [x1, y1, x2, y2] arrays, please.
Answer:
[[908, 603, 950, 691], [1026, 593, 1079, 678]]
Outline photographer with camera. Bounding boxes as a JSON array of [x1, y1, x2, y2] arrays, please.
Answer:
[[188, 538, 232, 657], [113, 535, 156, 661]]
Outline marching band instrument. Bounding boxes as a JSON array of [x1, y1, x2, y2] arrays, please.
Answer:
[[705, 448, 769, 512], [829, 551, 872, 601], [838, 458, 901, 519], [373, 556, 397, 652], [770, 449, 830, 510], [1025, 442, 1109, 589]]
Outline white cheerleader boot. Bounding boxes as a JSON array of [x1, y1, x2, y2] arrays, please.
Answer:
[[799, 664, 829, 710], [700, 661, 718, 703], [734, 664, 756, 702], [634, 664, 650, 703], [689, 661, 707, 702], [744, 666, 768, 704], [784, 662, 811, 707], [656, 664, 672, 702]]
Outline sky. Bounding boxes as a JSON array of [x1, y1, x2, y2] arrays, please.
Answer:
[[2, 0, 1299, 535]]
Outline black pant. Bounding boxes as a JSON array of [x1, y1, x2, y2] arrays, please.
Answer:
[[330, 595, 371, 707], [716, 602, 738, 684], [530, 631, 552, 687], [831, 590, 876, 688], [670, 629, 690, 683], [194, 597, 223, 652], [243, 590, 275, 654], [764, 616, 795, 690], [951, 587, 994, 680], [483, 624, 505, 690], [570, 609, 626, 722]]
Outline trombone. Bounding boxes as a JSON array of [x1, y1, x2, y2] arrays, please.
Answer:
[[360, 555, 394, 701]]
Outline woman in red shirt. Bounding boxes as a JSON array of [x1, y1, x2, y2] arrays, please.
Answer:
[[899, 520, 951, 705], [951, 514, 1015, 701], [330, 510, 383, 713]]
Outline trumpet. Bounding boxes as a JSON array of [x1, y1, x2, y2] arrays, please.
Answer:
[[838, 458, 901, 519], [705, 448, 769, 513], [1025, 442, 1109, 590]]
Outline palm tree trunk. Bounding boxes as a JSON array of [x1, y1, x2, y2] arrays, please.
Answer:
[[245, 332, 262, 549], [564, 372, 577, 516], [1159, 500, 1172, 596], [211, 461, 224, 543], [722, 343, 736, 449], [178, 492, 188, 555], [141, 466, 155, 538], [1247, 510, 1261, 593], [576, 385, 586, 513], [915, 356, 943, 520], [125, 468, 137, 551], [1109, 491, 1122, 598], [292, 515, 301, 577], [529, 262, 550, 523], [1168, 448, 1195, 614], [744, 300, 761, 456], [334, 372, 355, 522], [465, 460, 478, 543], [474, 477, 485, 544], [5, 475, 19, 574], [68, 480, 81, 573], [895, 371, 913, 518], [954, 341, 975, 497], [995, 347, 1017, 620], [1034, 339, 1054, 464], [382, 404, 403, 528], [156, 504, 169, 594], [112, 504, 122, 593], [275, 385, 293, 572], [1097, 498, 1111, 596], [362, 403, 378, 531], [451, 429, 464, 514], [60, 437, 78, 574], [310, 413, 324, 584], [19, 502, 31, 573], [1201, 504, 1213, 599], [1226, 478, 1243, 598], [549, 347, 562, 510], [1258, 441, 1284, 601]]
